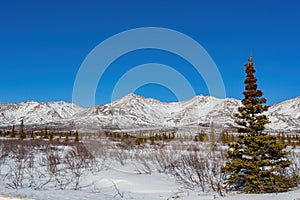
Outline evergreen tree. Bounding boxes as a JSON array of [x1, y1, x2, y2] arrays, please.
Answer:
[[74, 130, 79, 142], [49, 132, 54, 142], [10, 125, 16, 138], [30, 131, 35, 139], [209, 120, 217, 149], [18, 120, 26, 139], [221, 130, 230, 144], [44, 127, 48, 139], [65, 132, 69, 142], [222, 53, 296, 193]]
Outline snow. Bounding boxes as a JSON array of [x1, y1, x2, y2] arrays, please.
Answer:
[[1, 136, 300, 200], [0, 101, 84, 127], [1, 94, 299, 132], [1, 165, 300, 200], [1, 163, 300, 200], [0, 168, 180, 200]]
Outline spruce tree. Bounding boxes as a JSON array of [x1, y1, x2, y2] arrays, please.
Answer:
[[30, 131, 35, 139], [74, 130, 79, 142], [222, 53, 296, 193], [10, 125, 16, 138], [44, 127, 48, 139], [18, 120, 26, 139], [49, 132, 54, 141], [209, 120, 217, 149], [221, 130, 230, 145], [65, 132, 69, 142]]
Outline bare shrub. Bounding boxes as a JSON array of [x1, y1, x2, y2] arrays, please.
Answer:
[[134, 153, 153, 175], [24, 151, 36, 189], [153, 143, 226, 196], [110, 148, 128, 166], [3, 142, 28, 189], [287, 150, 300, 183], [38, 147, 65, 189], [64, 143, 95, 190]]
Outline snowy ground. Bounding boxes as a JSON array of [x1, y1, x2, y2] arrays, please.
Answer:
[[1, 167, 300, 200], [0, 136, 300, 200], [1, 164, 300, 200]]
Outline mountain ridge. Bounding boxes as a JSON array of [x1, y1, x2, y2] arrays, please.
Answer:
[[0, 94, 299, 132]]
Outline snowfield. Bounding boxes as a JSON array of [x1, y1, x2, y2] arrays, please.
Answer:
[[1, 168, 300, 200], [0, 134, 300, 200]]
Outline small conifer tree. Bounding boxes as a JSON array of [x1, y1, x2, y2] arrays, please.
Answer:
[[221, 130, 230, 144], [49, 132, 54, 141], [222, 53, 297, 193], [209, 120, 217, 149], [74, 131, 79, 142], [44, 127, 48, 139], [10, 125, 16, 138], [65, 132, 69, 142], [18, 120, 26, 139], [30, 131, 34, 139]]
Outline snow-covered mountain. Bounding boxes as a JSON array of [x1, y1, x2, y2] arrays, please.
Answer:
[[266, 96, 300, 131], [0, 101, 84, 128], [0, 94, 299, 132]]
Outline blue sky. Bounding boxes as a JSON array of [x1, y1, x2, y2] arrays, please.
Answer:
[[0, 0, 299, 106]]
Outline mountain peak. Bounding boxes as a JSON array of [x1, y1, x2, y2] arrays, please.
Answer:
[[0, 95, 299, 131]]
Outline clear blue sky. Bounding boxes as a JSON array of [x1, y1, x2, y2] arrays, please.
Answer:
[[0, 0, 299, 106]]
